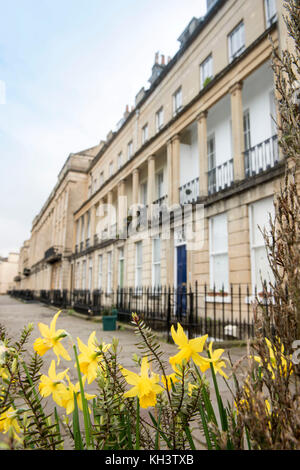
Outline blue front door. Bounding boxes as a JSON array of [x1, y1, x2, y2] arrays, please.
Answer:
[[177, 245, 187, 316]]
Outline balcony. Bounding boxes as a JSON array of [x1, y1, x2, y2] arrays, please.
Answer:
[[244, 135, 279, 178], [44, 246, 62, 264], [208, 159, 234, 195], [179, 177, 199, 204]]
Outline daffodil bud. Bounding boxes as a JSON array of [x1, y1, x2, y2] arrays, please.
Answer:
[[11, 358, 18, 374]]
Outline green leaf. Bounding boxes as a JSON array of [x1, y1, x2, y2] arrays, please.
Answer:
[[148, 411, 172, 449], [73, 392, 84, 450]]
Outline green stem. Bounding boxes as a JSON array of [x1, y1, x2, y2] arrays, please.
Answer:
[[73, 344, 94, 449], [136, 398, 140, 450]]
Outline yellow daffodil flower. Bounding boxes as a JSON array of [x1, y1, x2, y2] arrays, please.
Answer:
[[161, 372, 179, 391], [39, 360, 69, 407], [197, 342, 229, 379], [169, 323, 208, 369], [0, 406, 22, 440], [58, 376, 96, 415], [253, 337, 293, 379], [0, 366, 9, 381], [120, 357, 163, 409], [33, 311, 71, 365], [76, 332, 111, 384], [188, 383, 199, 397]]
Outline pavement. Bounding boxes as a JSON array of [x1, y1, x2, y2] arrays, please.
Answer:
[[0, 294, 248, 448]]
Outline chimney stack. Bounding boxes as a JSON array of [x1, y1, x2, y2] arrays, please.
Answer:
[[155, 51, 159, 64], [161, 54, 165, 66]]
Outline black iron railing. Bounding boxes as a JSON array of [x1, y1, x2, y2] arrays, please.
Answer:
[[9, 283, 267, 342]]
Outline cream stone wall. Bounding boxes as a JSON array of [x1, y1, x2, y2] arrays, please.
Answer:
[[15, 0, 294, 303], [0, 253, 19, 294]]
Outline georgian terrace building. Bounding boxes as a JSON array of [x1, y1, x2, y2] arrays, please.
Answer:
[[15, 145, 102, 294], [15, 0, 293, 324], [71, 0, 284, 299]]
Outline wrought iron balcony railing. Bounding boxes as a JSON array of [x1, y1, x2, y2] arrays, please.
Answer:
[[44, 246, 62, 264], [244, 135, 279, 178]]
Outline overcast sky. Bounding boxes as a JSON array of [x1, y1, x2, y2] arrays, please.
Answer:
[[0, 0, 207, 257]]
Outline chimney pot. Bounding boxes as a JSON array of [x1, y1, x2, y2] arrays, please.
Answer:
[[155, 51, 159, 64], [161, 54, 165, 65]]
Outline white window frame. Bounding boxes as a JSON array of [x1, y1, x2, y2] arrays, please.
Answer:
[[248, 197, 274, 294], [243, 109, 251, 151], [156, 171, 164, 200], [97, 254, 103, 291], [118, 152, 123, 170], [200, 54, 213, 89], [76, 220, 80, 246], [209, 213, 229, 292], [142, 123, 149, 144], [140, 181, 148, 206], [76, 261, 81, 289], [228, 21, 245, 63], [118, 247, 124, 288], [107, 251, 112, 294], [80, 215, 85, 243], [265, 0, 277, 28], [173, 87, 182, 116], [109, 161, 114, 177], [135, 241, 143, 291], [128, 141, 133, 160], [87, 210, 91, 240], [156, 107, 164, 132], [152, 238, 161, 288], [82, 259, 86, 290], [88, 257, 93, 291]]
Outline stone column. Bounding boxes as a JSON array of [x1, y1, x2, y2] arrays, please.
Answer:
[[172, 135, 181, 205], [197, 110, 208, 198], [107, 190, 113, 229], [132, 168, 139, 206], [90, 204, 97, 246], [230, 82, 245, 182], [117, 179, 127, 236], [167, 139, 173, 206], [147, 156, 156, 219]]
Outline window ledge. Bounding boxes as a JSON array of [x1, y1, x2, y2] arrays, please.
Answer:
[[205, 295, 231, 304]]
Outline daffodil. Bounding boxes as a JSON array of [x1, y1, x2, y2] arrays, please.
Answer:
[[161, 372, 179, 391], [253, 337, 293, 379], [59, 376, 96, 415], [33, 311, 71, 365], [0, 406, 22, 440], [120, 357, 163, 409], [197, 342, 229, 379], [188, 383, 199, 397], [76, 332, 111, 384], [169, 323, 208, 369], [39, 360, 69, 406]]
